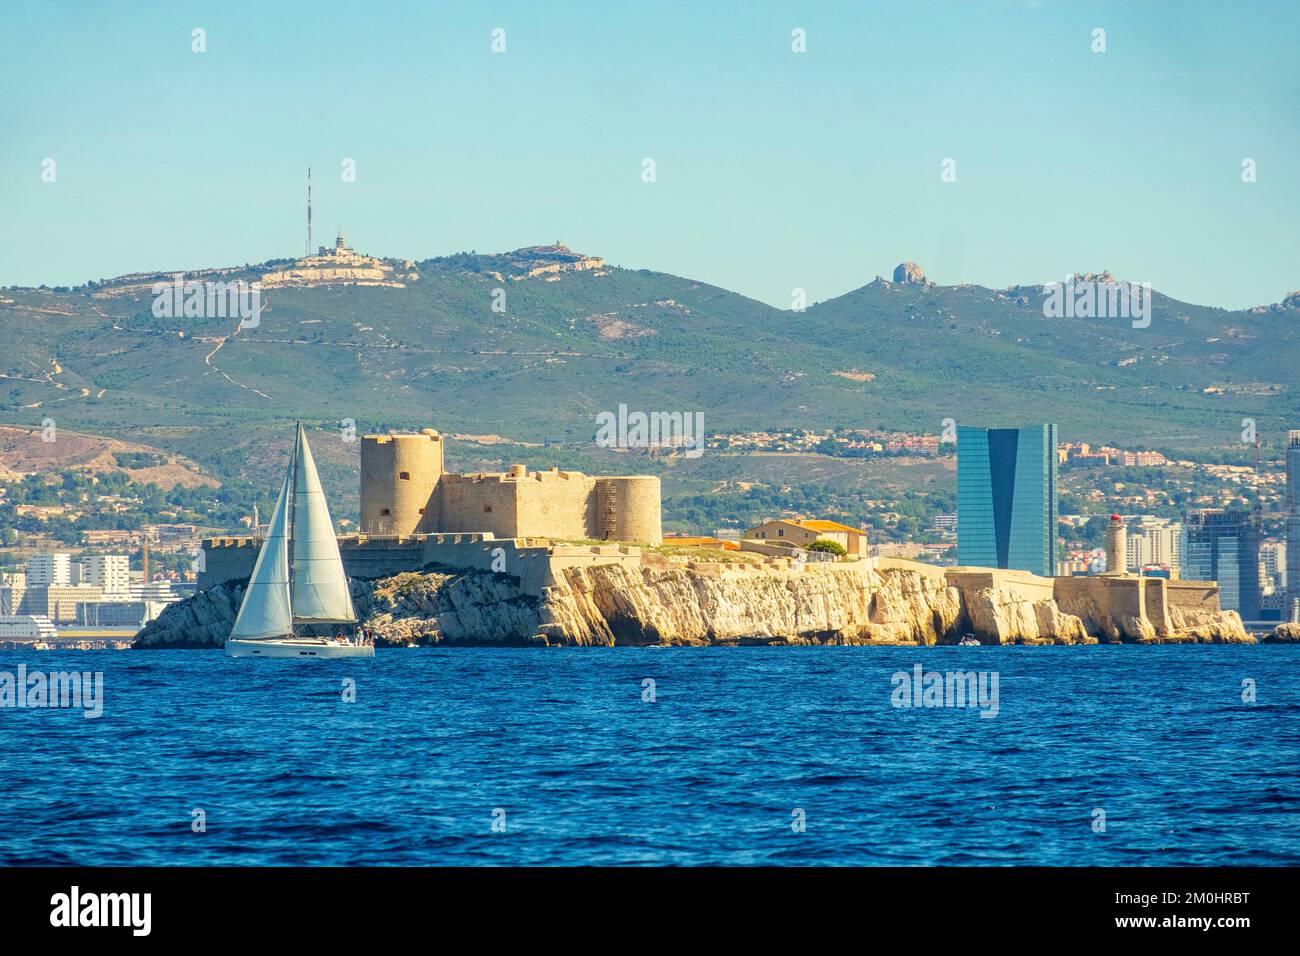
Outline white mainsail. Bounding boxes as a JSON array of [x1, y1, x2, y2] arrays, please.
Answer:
[[229, 463, 293, 640], [290, 424, 357, 624]]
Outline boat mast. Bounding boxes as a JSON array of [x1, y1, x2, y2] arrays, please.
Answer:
[[287, 423, 300, 637]]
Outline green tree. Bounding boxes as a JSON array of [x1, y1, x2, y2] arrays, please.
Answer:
[[808, 538, 847, 556]]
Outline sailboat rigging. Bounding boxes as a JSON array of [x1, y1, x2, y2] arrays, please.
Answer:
[[225, 424, 374, 658]]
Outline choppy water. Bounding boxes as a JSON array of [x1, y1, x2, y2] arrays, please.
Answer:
[[1, 646, 1297, 865]]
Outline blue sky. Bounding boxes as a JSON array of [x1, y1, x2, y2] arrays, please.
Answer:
[[2, 0, 1296, 309]]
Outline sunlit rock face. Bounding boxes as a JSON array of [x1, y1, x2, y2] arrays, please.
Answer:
[[135, 558, 1249, 649]]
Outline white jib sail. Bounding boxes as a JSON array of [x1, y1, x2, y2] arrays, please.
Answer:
[[229, 461, 293, 640], [290, 424, 357, 623]]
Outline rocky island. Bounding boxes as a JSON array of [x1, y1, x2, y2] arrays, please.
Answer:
[[135, 548, 1251, 649], [130, 426, 1260, 651]]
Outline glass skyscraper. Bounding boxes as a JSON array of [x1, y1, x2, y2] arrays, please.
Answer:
[[957, 424, 1058, 577], [1287, 430, 1300, 622], [1181, 509, 1260, 619]]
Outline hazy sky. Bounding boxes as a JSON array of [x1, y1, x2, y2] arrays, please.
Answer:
[[3, 0, 1296, 309]]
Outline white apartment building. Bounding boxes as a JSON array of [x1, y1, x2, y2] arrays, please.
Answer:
[[1126, 518, 1182, 571], [25, 552, 73, 586], [1259, 540, 1286, 594], [84, 554, 131, 598]]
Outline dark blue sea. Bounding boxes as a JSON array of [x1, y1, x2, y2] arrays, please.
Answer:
[[2, 646, 1297, 866]]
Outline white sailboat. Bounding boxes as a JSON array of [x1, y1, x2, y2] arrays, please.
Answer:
[[225, 424, 374, 659]]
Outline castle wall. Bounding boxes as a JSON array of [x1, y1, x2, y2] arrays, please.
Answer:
[[418, 534, 641, 594], [946, 568, 1057, 604], [513, 470, 597, 540], [200, 532, 642, 599], [1165, 579, 1236, 633], [199, 537, 261, 589], [199, 535, 426, 589], [432, 468, 660, 544], [1144, 578, 1171, 635], [1165, 579, 1221, 613], [352, 430, 663, 546], [1053, 576, 1116, 636], [437, 474, 521, 538], [1111, 577, 1148, 632], [360, 431, 443, 536], [1054, 575, 1151, 641]]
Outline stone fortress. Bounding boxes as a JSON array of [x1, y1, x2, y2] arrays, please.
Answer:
[[185, 430, 1248, 647], [199, 427, 661, 594], [359, 429, 661, 544]]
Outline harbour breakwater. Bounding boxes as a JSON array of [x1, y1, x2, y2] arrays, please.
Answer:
[[136, 550, 1252, 648]]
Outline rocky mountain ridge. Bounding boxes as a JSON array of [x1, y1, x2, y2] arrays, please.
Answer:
[[4, 248, 1296, 463]]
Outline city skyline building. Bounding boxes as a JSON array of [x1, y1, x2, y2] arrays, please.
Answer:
[[1287, 430, 1300, 622], [84, 554, 131, 598], [1126, 517, 1183, 573], [957, 424, 1058, 577], [1182, 509, 1261, 619], [25, 553, 73, 586], [1260, 539, 1286, 593]]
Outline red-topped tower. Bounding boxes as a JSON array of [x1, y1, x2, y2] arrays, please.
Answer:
[[1105, 514, 1127, 575]]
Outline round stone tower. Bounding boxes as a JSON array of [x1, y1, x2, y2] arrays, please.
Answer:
[[1105, 514, 1127, 575], [359, 429, 443, 536], [595, 476, 662, 545]]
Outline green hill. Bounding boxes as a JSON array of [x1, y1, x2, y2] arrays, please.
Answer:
[[2, 250, 1296, 482]]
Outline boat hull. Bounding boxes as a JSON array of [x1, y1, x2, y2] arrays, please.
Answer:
[[225, 638, 375, 659]]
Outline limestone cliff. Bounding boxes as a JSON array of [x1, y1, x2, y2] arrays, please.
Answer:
[[1166, 604, 1252, 644], [133, 559, 1251, 649], [356, 570, 543, 645], [544, 561, 970, 646], [957, 583, 1090, 645]]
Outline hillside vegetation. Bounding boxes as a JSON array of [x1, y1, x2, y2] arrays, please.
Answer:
[[2, 250, 1295, 488]]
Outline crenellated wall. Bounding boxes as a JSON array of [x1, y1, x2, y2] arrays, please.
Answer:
[[199, 531, 643, 597], [199, 534, 427, 590]]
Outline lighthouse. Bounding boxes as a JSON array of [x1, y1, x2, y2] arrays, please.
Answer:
[[1105, 514, 1127, 575]]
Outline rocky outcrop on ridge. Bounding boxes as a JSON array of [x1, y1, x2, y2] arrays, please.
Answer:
[[892, 261, 933, 286]]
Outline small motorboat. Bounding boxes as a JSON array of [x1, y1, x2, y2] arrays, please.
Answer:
[[958, 635, 981, 646]]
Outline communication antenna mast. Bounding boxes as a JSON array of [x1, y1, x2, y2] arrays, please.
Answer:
[[306, 167, 313, 257]]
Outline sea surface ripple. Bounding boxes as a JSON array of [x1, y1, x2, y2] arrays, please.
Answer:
[[1, 646, 1297, 866]]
